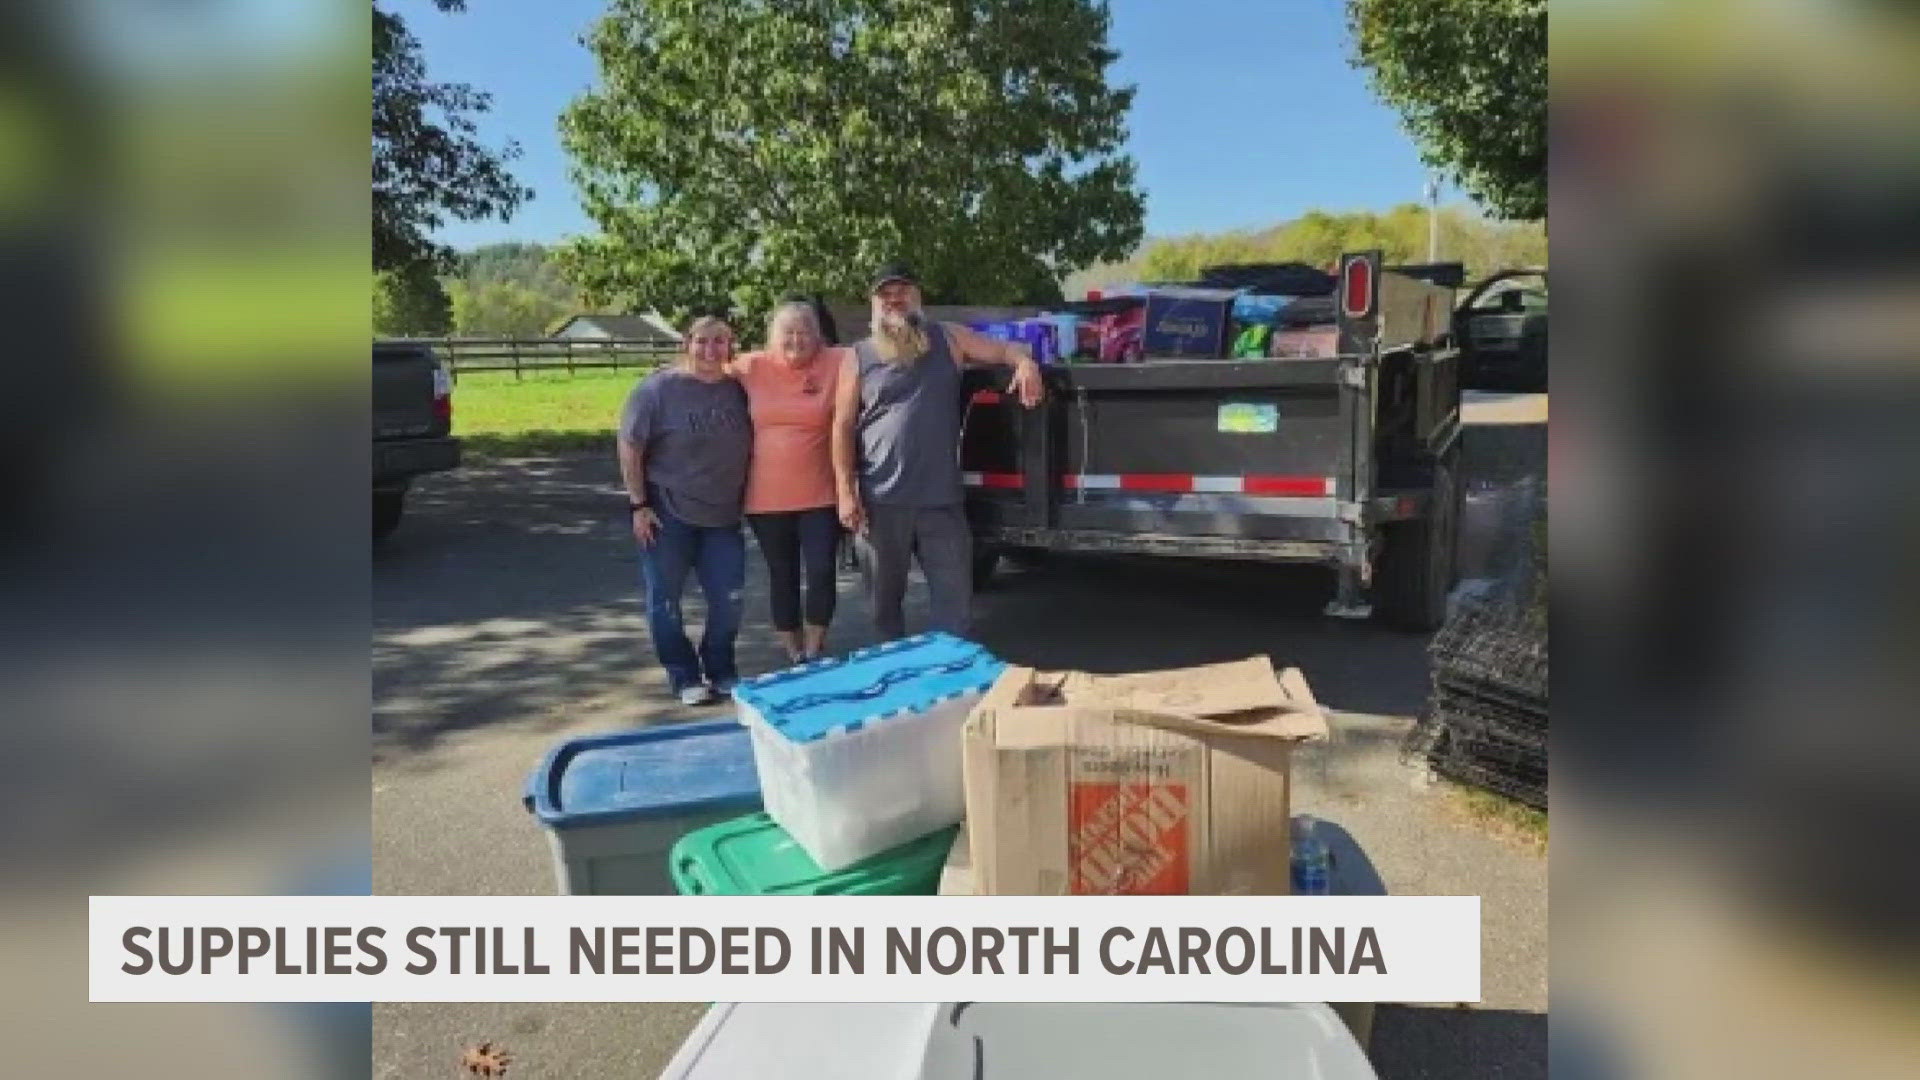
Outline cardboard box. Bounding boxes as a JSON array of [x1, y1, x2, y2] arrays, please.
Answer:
[[1268, 325, 1341, 359], [937, 824, 976, 896], [962, 657, 1327, 895]]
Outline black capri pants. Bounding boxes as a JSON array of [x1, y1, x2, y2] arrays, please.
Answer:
[[745, 506, 842, 631]]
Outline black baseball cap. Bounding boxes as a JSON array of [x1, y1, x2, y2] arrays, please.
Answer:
[[869, 262, 919, 293]]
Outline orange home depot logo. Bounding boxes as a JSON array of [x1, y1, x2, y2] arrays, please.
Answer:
[[1069, 782, 1191, 894]]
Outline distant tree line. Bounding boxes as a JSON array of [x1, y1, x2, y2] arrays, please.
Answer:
[[374, 241, 583, 338], [374, 205, 1547, 337], [1065, 204, 1546, 296]]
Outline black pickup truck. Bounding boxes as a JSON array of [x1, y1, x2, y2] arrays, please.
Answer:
[[372, 340, 459, 540], [1456, 268, 1548, 390]]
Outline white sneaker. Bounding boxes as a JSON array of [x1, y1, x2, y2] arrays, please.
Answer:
[[677, 685, 715, 707]]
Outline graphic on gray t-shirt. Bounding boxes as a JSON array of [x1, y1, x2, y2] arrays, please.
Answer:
[[619, 369, 751, 527], [853, 322, 964, 508]]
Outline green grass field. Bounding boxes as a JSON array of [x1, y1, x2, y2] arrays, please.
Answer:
[[451, 367, 660, 456]]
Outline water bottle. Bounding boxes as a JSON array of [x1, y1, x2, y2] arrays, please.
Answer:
[[1290, 815, 1332, 896]]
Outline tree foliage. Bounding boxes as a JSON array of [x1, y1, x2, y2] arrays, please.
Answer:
[[1348, 0, 1546, 220], [1067, 204, 1547, 295], [446, 279, 575, 338], [373, 261, 453, 336], [558, 0, 1144, 327], [458, 242, 576, 300], [373, 0, 532, 272], [443, 242, 582, 337]]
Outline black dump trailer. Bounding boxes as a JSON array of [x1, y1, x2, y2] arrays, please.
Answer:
[[960, 250, 1462, 630]]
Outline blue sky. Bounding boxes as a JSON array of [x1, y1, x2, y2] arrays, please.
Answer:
[[409, 0, 1452, 250]]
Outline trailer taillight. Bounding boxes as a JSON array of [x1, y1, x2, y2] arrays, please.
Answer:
[[1340, 256, 1375, 320]]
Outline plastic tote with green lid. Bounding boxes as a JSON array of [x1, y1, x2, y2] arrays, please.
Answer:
[[669, 811, 958, 896]]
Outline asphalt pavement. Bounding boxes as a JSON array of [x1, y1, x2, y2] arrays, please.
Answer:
[[372, 391, 1548, 1079]]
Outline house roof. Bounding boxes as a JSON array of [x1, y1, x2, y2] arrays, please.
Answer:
[[552, 313, 682, 339]]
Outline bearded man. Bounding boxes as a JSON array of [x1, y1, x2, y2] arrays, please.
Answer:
[[830, 263, 1045, 640]]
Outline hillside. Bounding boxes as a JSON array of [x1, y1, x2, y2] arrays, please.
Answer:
[[1064, 205, 1545, 296], [445, 242, 582, 337]]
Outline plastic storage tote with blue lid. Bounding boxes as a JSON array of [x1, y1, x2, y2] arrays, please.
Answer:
[[523, 719, 761, 895], [733, 633, 1004, 872]]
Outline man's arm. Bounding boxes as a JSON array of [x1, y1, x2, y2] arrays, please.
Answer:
[[944, 323, 1045, 408], [945, 322, 1028, 368], [830, 349, 865, 533]]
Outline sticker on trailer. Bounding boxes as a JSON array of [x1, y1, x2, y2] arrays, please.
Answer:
[[1217, 402, 1278, 434]]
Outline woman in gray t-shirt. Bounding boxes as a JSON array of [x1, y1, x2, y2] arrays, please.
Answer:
[[616, 315, 752, 705]]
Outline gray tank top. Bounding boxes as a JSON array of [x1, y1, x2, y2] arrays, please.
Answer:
[[853, 322, 964, 507]]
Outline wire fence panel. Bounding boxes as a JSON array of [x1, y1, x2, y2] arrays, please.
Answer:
[[1416, 594, 1551, 809]]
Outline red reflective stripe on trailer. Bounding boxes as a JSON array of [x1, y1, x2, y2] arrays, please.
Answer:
[[969, 389, 1003, 405], [1051, 474, 1333, 496], [1243, 476, 1336, 497], [966, 472, 1024, 489], [1117, 474, 1194, 493]]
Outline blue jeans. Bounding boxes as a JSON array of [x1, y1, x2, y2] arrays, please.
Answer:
[[638, 500, 746, 693]]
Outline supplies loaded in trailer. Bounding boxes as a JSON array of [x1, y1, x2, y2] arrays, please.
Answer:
[[960, 250, 1462, 630]]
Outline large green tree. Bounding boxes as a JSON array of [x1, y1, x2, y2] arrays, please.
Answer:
[[1348, 0, 1546, 220], [373, 1, 532, 272], [559, 0, 1144, 326]]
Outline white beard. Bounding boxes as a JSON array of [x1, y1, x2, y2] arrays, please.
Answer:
[[871, 310, 928, 365]]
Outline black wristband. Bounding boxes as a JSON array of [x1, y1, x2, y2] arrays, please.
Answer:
[[628, 500, 648, 513]]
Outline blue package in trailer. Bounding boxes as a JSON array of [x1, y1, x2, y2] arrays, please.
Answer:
[[1142, 287, 1238, 358]]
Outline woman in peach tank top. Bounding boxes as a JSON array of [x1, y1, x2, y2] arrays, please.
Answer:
[[732, 301, 849, 662]]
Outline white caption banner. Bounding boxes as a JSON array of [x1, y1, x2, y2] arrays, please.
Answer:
[[91, 895, 1479, 1003]]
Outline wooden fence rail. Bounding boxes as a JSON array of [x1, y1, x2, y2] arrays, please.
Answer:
[[388, 337, 681, 381]]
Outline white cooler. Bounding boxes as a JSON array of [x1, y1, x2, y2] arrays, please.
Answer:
[[659, 1002, 1380, 1079], [732, 633, 1004, 871]]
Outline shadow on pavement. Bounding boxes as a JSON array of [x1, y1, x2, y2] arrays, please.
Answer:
[[971, 554, 1434, 720], [1370, 1005, 1547, 1080], [373, 455, 802, 758], [1320, 817, 1390, 897], [376, 408, 1545, 757]]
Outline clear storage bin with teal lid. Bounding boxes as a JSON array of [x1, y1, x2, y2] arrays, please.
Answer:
[[523, 720, 761, 894], [669, 811, 958, 896], [732, 633, 1003, 872]]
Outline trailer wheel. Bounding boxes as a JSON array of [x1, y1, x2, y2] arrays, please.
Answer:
[[1374, 445, 1461, 631]]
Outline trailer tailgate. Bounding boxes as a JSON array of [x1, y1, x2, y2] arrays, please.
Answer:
[[963, 359, 1362, 551]]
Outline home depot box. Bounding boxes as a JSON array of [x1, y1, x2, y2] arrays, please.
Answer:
[[937, 824, 976, 896], [962, 657, 1327, 895]]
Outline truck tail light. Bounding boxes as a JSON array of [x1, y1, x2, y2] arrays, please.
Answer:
[[432, 363, 453, 425], [1341, 256, 1375, 320]]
